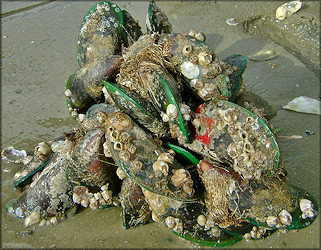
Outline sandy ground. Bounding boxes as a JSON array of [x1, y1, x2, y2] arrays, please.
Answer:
[[1, 1, 320, 248]]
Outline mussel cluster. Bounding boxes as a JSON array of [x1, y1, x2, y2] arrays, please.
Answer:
[[3, 1, 318, 247]]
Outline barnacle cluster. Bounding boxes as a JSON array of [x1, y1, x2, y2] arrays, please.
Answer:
[[190, 100, 278, 180]]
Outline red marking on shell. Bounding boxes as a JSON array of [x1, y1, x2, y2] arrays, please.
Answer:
[[194, 116, 215, 148], [194, 103, 205, 114]]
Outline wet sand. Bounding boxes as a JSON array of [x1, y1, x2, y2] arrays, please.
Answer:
[[1, 1, 320, 248]]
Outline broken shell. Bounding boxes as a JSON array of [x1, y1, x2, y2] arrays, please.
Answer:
[[180, 61, 200, 79], [1, 146, 28, 164], [248, 49, 277, 61], [282, 96, 320, 115], [276, 1, 302, 20], [226, 17, 239, 26], [278, 210, 292, 226]]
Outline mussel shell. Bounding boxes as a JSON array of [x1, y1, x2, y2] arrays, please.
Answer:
[[105, 111, 196, 201], [121, 10, 143, 47], [230, 179, 319, 230], [158, 33, 230, 101], [77, 2, 124, 66], [7, 152, 74, 219], [119, 177, 152, 228], [222, 54, 247, 101], [67, 127, 120, 192], [85, 103, 117, 119], [103, 80, 169, 138], [146, 0, 172, 34], [66, 55, 123, 114], [188, 100, 280, 180]]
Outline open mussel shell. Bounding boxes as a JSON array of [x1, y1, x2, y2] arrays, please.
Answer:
[[104, 111, 195, 202], [146, 0, 172, 34], [102, 80, 169, 138], [77, 2, 124, 66], [121, 10, 143, 47], [232, 179, 319, 230], [153, 70, 190, 143], [222, 54, 247, 101], [188, 100, 280, 180]]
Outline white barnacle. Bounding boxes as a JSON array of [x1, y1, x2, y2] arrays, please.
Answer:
[[198, 51, 212, 66], [64, 89, 72, 97], [161, 112, 170, 122], [166, 104, 178, 119], [197, 214, 206, 226], [180, 61, 200, 79], [195, 32, 205, 41], [157, 152, 174, 164], [152, 160, 169, 176], [116, 167, 126, 180], [165, 216, 176, 229], [190, 78, 204, 90], [50, 216, 58, 225], [278, 210, 292, 226], [299, 198, 315, 219], [299, 198, 313, 213], [24, 210, 41, 227], [173, 218, 184, 233], [101, 190, 113, 202], [266, 215, 279, 228], [72, 192, 82, 204]]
